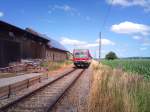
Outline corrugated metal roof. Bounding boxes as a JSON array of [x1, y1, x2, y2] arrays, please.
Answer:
[[48, 38, 67, 52], [0, 21, 49, 42], [26, 28, 67, 52], [42, 34, 67, 52], [0, 21, 67, 52], [25, 28, 49, 41]]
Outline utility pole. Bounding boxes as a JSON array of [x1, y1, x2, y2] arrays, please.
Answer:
[[99, 32, 101, 62], [95, 49, 97, 59]]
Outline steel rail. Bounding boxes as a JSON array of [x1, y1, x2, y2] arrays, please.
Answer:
[[46, 69, 85, 112], [0, 68, 77, 112]]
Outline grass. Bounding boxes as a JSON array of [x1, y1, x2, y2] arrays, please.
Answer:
[[40, 60, 72, 71], [101, 59, 150, 79], [88, 61, 150, 112], [0, 71, 32, 79], [0, 73, 17, 79]]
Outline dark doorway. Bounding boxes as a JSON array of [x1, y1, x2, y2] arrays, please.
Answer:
[[0, 39, 21, 67]]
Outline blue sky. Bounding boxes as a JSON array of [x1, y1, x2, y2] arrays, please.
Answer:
[[0, 0, 150, 58]]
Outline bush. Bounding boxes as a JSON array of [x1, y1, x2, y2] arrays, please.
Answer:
[[105, 51, 118, 60]]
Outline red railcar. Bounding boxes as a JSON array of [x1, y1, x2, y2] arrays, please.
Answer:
[[73, 49, 92, 68]]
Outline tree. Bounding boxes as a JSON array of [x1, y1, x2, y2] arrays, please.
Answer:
[[105, 51, 118, 60]]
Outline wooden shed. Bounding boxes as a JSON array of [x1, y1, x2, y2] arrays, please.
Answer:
[[0, 21, 49, 67], [26, 28, 68, 62], [0, 20, 68, 67]]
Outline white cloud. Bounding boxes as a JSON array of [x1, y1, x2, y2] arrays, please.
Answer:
[[142, 40, 150, 46], [96, 38, 115, 45], [48, 10, 52, 14], [48, 4, 91, 21], [132, 35, 142, 40], [140, 47, 147, 50], [83, 43, 99, 48], [143, 43, 150, 46], [85, 16, 91, 21], [48, 4, 93, 21], [106, 0, 150, 12], [107, 0, 131, 6], [111, 21, 150, 46], [60, 37, 87, 46], [53, 5, 74, 12], [61, 37, 115, 48], [0, 11, 4, 17], [142, 43, 150, 46], [49, 4, 79, 16], [111, 21, 150, 36]]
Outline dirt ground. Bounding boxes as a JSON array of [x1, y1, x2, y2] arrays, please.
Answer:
[[0, 63, 73, 79], [47, 64, 73, 77], [51, 66, 93, 112]]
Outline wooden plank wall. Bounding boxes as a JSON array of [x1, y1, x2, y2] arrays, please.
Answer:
[[46, 49, 67, 61], [0, 74, 48, 99], [0, 39, 21, 67]]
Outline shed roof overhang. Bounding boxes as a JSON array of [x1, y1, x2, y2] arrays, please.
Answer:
[[0, 21, 49, 43]]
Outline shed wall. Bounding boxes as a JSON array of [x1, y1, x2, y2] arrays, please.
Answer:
[[0, 39, 21, 67], [46, 49, 67, 61]]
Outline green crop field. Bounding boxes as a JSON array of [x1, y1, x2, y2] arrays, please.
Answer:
[[101, 59, 150, 79]]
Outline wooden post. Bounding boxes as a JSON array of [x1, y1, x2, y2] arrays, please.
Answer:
[[99, 32, 101, 63], [39, 76, 41, 83], [27, 79, 29, 88], [8, 85, 11, 98]]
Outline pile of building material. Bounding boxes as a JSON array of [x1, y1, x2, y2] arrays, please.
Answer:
[[0, 59, 47, 74]]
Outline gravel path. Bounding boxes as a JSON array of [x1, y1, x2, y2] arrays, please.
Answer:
[[51, 67, 92, 112]]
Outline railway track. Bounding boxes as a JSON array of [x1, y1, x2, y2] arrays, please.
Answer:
[[0, 68, 86, 112]]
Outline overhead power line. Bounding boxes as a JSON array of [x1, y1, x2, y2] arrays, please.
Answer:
[[99, 0, 114, 61], [101, 0, 114, 33]]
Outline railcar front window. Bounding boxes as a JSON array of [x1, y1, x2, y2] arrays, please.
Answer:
[[74, 52, 87, 58]]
